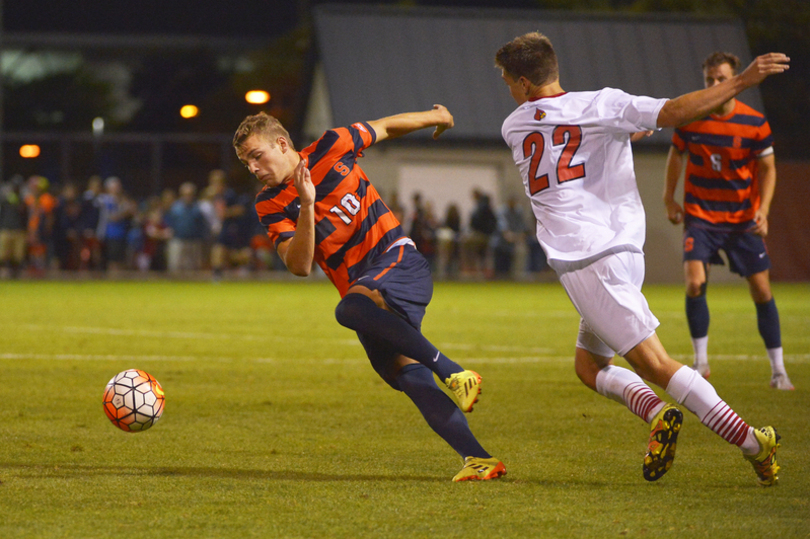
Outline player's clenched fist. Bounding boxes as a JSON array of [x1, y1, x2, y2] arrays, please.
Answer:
[[431, 104, 454, 139]]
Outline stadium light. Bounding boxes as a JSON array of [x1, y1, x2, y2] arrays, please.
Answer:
[[245, 90, 270, 105], [92, 117, 105, 136], [180, 105, 199, 119], [19, 144, 41, 158]]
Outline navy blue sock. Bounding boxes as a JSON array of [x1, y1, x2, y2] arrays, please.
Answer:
[[335, 293, 463, 380], [396, 364, 490, 459], [755, 298, 782, 349], [685, 294, 710, 338]]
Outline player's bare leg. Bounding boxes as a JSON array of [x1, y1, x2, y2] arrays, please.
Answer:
[[747, 269, 772, 304], [574, 347, 613, 391], [623, 334, 683, 388], [747, 270, 793, 390]]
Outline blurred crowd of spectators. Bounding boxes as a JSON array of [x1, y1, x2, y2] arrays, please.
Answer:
[[1, 172, 548, 280], [0, 170, 280, 280], [390, 188, 548, 281]]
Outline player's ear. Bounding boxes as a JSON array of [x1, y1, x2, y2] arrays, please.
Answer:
[[520, 76, 532, 95]]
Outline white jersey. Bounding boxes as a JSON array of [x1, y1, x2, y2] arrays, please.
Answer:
[[502, 88, 667, 268]]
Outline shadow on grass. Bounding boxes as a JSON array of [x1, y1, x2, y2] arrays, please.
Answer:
[[1, 462, 699, 488], [0, 462, 445, 482]]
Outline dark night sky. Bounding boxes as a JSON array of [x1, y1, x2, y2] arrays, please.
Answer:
[[3, 1, 543, 37], [5, 1, 806, 152], [3, 0, 302, 37]]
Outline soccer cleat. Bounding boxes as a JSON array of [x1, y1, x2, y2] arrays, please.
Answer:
[[744, 426, 781, 487], [692, 361, 711, 379], [445, 370, 482, 413], [643, 404, 684, 481], [770, 373, 794, 391], [452, 456, 507, 482]]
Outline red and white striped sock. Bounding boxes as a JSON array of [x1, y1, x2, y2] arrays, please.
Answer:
[[596, 365, 665, 423], [666, 365, 757, 451]]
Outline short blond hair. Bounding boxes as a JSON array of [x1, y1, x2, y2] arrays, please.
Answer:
[[233, 112, 294, 155]]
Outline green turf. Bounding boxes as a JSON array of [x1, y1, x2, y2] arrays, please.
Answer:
[[0, 279, 808, 538]]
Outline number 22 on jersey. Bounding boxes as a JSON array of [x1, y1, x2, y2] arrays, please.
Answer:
[[522, 125, 586, 195]]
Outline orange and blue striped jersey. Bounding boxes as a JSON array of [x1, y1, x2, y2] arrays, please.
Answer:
[[672, 100, 773, 231], [254, 122, 404, 297]]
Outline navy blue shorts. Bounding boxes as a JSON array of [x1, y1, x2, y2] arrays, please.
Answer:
[[352, 241, 433, 389], [354, 241, 433, 329], [683, 226, 770, 277]]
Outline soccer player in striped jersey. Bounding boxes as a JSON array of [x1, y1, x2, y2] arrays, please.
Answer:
[[233, 107, 505, 482], [496, 32, 787, 485], [663, 52, 793, 391]]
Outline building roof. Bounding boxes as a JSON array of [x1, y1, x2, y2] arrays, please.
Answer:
[[311, 4, 761, 146]]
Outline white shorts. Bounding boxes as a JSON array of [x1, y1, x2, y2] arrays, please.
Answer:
[[557, 250, 659, 357]]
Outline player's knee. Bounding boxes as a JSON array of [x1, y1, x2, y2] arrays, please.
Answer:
[[686, 280, 707, 298], [334, 293, 372, 328], [334, 299, 351, 327], [391, 362, 428, 392]]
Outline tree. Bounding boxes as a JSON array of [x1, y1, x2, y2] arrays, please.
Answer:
[[126, 49, 229, 132], [3, 67, 113, 132]]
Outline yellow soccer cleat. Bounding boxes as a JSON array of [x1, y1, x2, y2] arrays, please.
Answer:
[[452, 456, 507, 482], [643, 403, 683, 481], [444, 370, 482, 413], [744, 426, 781, 487]]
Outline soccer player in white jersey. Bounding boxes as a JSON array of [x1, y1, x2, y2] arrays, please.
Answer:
[[496, 32, 789, 486]]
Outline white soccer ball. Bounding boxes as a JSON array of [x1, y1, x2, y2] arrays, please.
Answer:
[[102, 369, 165, 432]]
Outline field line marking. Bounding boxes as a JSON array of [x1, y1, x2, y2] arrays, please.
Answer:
[[9, 324, 556, 355], [12, 323, 360, 347], [0, 353, 200, 361], [3, 353, 808, 365]]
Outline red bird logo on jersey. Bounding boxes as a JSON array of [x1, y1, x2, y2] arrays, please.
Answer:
[[534, 110, 546, 121]]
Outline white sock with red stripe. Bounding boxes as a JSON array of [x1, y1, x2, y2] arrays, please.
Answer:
[[595, 365, 666, 423], [666, 365, 758, 453]]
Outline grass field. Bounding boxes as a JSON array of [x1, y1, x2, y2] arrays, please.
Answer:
[[1, 279, 808, 538]]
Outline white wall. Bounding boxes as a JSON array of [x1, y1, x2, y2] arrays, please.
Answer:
[[397, 162, 500, 230]]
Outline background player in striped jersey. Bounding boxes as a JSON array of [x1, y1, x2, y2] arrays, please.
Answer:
[[663, 51, 793, 391], [496, 32, 787, 485], [233, 107, 505, 482]]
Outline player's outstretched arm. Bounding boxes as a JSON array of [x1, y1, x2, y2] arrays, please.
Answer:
[[367, 105, 454, 143], [657, 53, 789, 128], [277, 159, 316, 276]]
